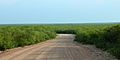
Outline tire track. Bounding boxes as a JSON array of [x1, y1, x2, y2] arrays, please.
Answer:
[[0, 34, 117, 60]]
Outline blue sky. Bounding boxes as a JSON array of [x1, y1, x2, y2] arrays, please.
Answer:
[[0, 0, 120, 24]]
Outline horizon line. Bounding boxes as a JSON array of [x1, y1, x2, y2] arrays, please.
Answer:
[[0, 22, 120, 25]]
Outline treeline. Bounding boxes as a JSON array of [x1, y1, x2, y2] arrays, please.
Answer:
[[74, 24, 120, 59], [0, 25, 56, 51], [0, 24, 120, 59], [50, 23, 120, 59]]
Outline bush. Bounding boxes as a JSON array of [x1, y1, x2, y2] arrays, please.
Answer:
[[0, 31, 15, 50], [75, 24, 120, 59], [108, 47, 120, 59], [0, 26, 57, 51], [56, 30, 76, 34], [0, 24, 120, 60]]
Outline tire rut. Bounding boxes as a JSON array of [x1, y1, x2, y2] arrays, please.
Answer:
[[0, 34, 117, 60]]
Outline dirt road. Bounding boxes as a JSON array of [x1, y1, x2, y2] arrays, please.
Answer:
[[0, 34, 117, 60]]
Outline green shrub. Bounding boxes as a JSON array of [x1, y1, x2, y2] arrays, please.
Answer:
[[74, 24, 120, 59], [108, 47, 120, 59], [0, 31, 15, 50], [103, 25, 120, 43], [0, 26, 57, 51], [0, 24, 120, 60]]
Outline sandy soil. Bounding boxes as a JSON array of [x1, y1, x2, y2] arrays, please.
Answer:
[[0, 34, 117, 60]]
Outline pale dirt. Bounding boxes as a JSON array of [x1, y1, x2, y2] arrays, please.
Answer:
[[0, 34, 117, 60]]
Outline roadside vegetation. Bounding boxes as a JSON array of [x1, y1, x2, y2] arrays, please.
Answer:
[[0, 23, 120, 59], [0, 25, 56, 51], [74, 24, 120, 59]]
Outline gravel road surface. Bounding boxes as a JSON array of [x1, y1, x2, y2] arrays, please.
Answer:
[[0, 34, 117, 60]]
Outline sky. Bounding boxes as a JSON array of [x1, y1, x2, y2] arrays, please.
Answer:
[[0, 0, 120, 24]]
